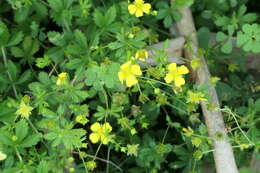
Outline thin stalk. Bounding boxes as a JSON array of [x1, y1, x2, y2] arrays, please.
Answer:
[[85, 154, 123, 172], [76, 147, 88, 172], [220, 108, 254, 145], [106, 147, 111, 173], [15, 147, 23, 162], [1, 46, 18, 98]]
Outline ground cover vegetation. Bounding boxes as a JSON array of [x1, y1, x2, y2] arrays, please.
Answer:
[[0, 0, 259, 172]]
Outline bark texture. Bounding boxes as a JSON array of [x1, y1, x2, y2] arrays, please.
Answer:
[[175, 7, 239, 173], [142, 37, 185, 66]]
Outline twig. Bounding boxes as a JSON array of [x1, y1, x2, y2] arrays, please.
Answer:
[[48, 63, 58, 77], [86, 154, 123, 172], [72, 151, 123, 172], [175, 7, 239, 173]]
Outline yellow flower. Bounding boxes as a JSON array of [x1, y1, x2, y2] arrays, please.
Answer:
[[134, 49, 148, 61], [130, 128, 137, 135], [16, 102, 33, 119], [0, 151, 7, 161], [182, 127, 194, 137], [56, 72, 68, 85], [118, 61, 142, 87], [89, 122, 112, 145], [164, 63, 189, 87], [239, 144, 250, 150], [75, 114, 89, 125], [190, 58, 201, 70], [127, 144, 139, 157], [86, 161, 97, 171], [120, 146, 127, 153], [228, 64, 239, 72], [210, 76, 220, 85], [128, 0, 151, 17], [187, 91, 207, 104]]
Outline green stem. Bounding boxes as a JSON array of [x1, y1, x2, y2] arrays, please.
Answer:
[[101, 86, 109, 122], [15, 147, 23, 162], [220, 108, 254, 145], [138, 76, 173, 87], [1, 46, 18, 98], [161, 107, 170, 144], [85, 154, 123, 172], [77, 147, 88, 172], [162, 125, 170, 144], [106, 147, 111, 173]]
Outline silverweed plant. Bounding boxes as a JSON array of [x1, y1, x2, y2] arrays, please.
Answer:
[[0, 0, 259, 173]]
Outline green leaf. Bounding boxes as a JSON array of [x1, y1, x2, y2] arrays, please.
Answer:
[[10, 47, 24, 58], [38, 72, 51, 85], [15, 119, 28, 141], [221, 39, 232, 54], [7, 31, 24, 47], [170, 161, 186, 169], [93, 9, 105, 27], [37, 160, 51, 173], [241, 13, 257, 23], [215, 16, 229, 27], [16, 70, 32, 84], [47, 0, 63, 12], [65, 59, 83, 70], [236, 31, 247, 47], [47, 31, 66, 46], [0, 21, 10, 46], [7, 60, 18, 80], [105, 6, 117, 26], [230, 0, 237, 7], [22, 36, 40, 56], [74, 29, 87, 48], [108, 42, 123, 50], [198, 27, 210, 49], [216, 32, 228, 42], [255, 98, 260, 112], [238, 5, 246, 17], [173, 0, 194, 7], [20, 134, 41, 148], [0, 131, 13, 146], [36, 56, 52, 68], [157, 9, 168, 20], [163, 15, 173, 28], [14, 7, 30, 23]]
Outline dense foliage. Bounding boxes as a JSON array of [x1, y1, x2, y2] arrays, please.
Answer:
[[0, 0, 259, 173]]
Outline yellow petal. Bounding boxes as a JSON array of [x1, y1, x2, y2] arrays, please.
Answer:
[[90, 122, 101, 132], [135, 9, 143, 17], [174, 76, 185, 87], [0, 151, 7, 161], [100, 135, 109, 145], [56, 78, 61, 85], [128, 5, 137, 15], [178, 65, 189, 74], [190, 58, 201, 70], [135, 0, 144, 3], [118, 71, 126, 84], [126, 75, 138, 87], [89, 133, 100, 143], [130, 64, 142, 76], [164, 73, 174, 83], [103, 123, 112, 133], [135, 50, 148, 61], [58, 72, 67, 78], [142, 3, 151, 14], [168, 63, 177, 72], [120, 61, 132, 70]]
